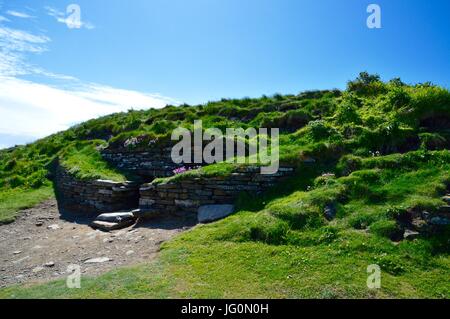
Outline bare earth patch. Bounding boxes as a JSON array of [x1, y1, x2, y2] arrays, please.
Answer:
[[0, 199, 194, 288]]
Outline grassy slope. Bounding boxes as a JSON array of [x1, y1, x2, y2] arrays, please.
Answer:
[[0, 185, 54, 224], [59, 140, 127, 181], [1, 151, 449, 298], [0, 74, 449, 298]]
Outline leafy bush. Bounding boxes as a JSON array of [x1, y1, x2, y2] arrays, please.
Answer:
[[347, 72, 387, 96], [369, 220, 401, 239]]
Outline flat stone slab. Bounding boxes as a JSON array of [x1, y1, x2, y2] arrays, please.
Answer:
[[198, 204, 234, 223], [96, 212, 136, 223], [90, 219, 135, 231], [84, 257, 111, 264]]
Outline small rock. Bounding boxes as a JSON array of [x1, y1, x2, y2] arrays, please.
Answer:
[[13, 250, 22, 255], [324, 203, 337, 221], [403, 229, 420, 240], [45, 261, 55, 267], [35, 222, 43, 227], [84, 257, 111, 264], [32, 266, 44, 273], [126, 250, 134, 256], [47, 224, 60, 230]]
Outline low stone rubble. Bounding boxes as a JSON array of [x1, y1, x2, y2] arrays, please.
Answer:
[[398, 192, 450, 239]]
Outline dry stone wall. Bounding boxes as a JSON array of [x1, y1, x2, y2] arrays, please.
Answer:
[[55, 142, 297, 218], [54, 165, 140, 215], [101, 146, 199, 180], [138, 166, 295, 217]]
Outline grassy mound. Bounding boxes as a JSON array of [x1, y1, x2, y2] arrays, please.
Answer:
[[0, 73, 449, 297]]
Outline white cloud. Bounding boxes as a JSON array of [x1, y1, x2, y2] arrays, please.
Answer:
[[0, 27, 50, 53], [0, 25, 50, 76], [0, 15, 10, 23], [0, 76, 178, 138], [6, 10, 33, 19], [0, 10, 177, 148], [45, 6, 95, 30]]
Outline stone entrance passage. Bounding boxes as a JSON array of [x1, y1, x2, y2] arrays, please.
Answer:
[[55, 165, 140, 215], [53, 142, 297, 226]]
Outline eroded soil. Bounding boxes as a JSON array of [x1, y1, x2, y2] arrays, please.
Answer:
[[0, 199, 195, 287]]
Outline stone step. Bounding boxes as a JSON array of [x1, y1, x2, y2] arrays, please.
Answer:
[[91, 219, 135, 231], [131, 208, 159, 219], [96, 212, 136, 223]]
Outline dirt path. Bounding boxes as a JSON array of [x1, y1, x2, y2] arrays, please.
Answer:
[[0, 199, 195, 288]]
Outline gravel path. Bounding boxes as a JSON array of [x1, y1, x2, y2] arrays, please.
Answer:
[[0, 199, 194, 288]]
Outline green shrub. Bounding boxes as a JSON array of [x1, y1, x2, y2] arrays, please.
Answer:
[[373, 254, 406, 275], [27, 170, 48, 188], [419, 133, 447, 150], [249, 213, 290, 245], [347, 72, 387, 96], [6, 175, 26, 188], [386, 86, 411, 109], [335, 103, 361, 125], [336, 155, 363, 175], [369, 220, 401, 239], [348, 212, 379, 229]]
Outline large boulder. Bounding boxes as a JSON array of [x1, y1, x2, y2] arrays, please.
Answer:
[[198, 205, 234, 223]]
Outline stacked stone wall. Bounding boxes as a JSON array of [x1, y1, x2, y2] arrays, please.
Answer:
[[139, 166, 295, 216], [54, 166, 139, 215]]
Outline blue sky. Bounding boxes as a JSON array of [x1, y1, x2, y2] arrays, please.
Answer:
[[0, 0, 449, 148]]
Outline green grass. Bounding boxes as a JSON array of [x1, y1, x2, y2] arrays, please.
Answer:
[[153, 162, 239, 185], [0, 73, 449, 298], [59, 141, 128, 181], [1, 153, 449, 298], [0, 185, 55, 224], [1, 218, 448, 298]]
